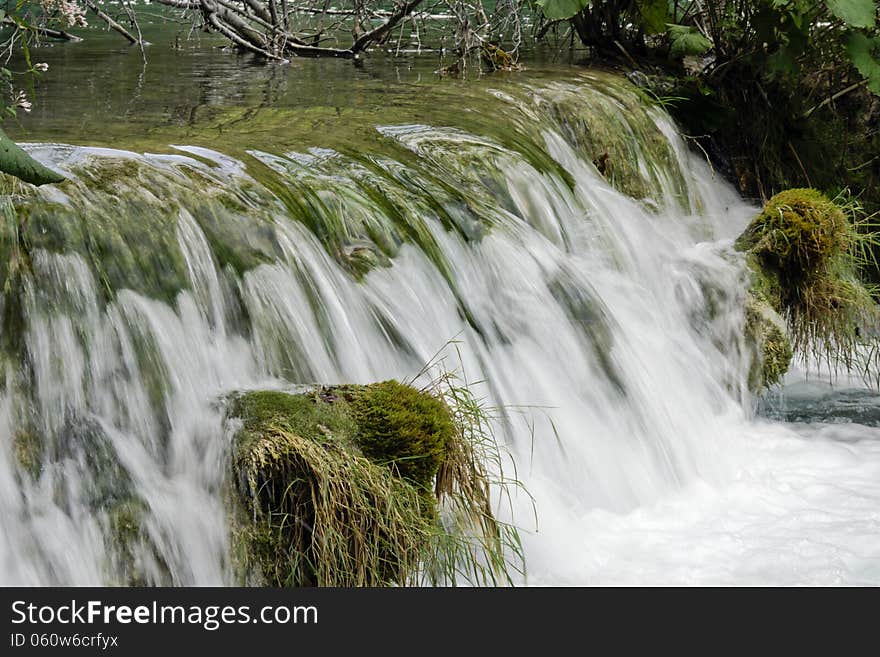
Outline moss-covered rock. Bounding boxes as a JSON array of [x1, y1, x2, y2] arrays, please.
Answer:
[[226, 381, 517, 587], [228, 386, 435, 586], [736, 188, 880, 385], [736, 188, 848, 285], [744, 294, 793, 390], [103, 497, 166, 586]]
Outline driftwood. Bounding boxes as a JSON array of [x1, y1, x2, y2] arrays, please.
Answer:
[[2, 0, 524, 69]]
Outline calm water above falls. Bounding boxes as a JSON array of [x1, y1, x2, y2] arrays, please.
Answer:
[[3, 29, 880, 585]]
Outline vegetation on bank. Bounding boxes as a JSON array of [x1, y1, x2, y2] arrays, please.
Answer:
[[526, 1, 880, 234], [227, 378, 524, 586]]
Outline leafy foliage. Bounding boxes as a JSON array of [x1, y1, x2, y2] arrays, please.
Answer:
[[667, 24, 713, 58], [638, 0, 671, 34], [536, 0, 590, 20], [847, 31, 880, 93], [826, 0, 877, 29]]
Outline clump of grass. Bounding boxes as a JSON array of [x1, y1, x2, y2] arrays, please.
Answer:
[[737, 188, 880, 378], [738, 189, 848, 276], [419, 365, 527, 586], [232, 418, 434, 586], [227, 371, 526, 587]]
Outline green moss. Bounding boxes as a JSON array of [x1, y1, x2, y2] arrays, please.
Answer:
[[541, 77, 689, 207], [104, 497, 168, 586], [229, 388, 359, 455], [737, 188, 848, 282], [350, 380, 454, 491], [12, 428, 42, 479], [228, 387, 433, 586], [743, 253, 784, 312], [339, 242, 392, 282]]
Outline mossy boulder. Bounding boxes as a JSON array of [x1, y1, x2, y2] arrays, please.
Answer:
[[350, 380, 454, 490], [226, 381, 514, 587], [736, 188, 880, 386], [103, 497, 167, 586], [744, 294, 793, 389], [227, 384, 453, 586], [736, 188, 848, 286]]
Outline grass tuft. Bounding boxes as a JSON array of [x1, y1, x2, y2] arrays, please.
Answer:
[[227, 365, 527, 587]]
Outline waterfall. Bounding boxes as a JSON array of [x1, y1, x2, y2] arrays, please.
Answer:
[[3, 72, 879, 585]]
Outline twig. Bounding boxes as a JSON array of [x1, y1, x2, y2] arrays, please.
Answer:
[[613, 39, 638, 68], [802, 79, 869, 119], [350, 0, 424, 54]]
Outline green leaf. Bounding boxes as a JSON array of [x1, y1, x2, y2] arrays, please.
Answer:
[[536, 0, 590, 20], [667, 24, 713, 58], [826, 0, 876, 28], [766, 46, 799, 79], [846, 31, 880, 94], [0, 128, 66, 186], [638, 0, 671, 34]]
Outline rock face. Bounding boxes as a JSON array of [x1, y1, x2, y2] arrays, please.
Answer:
[[226, 381, 512, 586], [736, 188, 879, 389]]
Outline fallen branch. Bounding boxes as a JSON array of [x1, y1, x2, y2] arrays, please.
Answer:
[[154, 0, 451, 60], [351, 0, 424, 53], [206, 12, 282, 58], [85, 0, 141, 45]]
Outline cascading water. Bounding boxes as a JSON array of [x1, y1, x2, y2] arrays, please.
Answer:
[[3, 71, 879, 585]]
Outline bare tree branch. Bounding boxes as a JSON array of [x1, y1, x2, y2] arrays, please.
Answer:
[[351, 0, 425, 53], [85, 0, 141, 45], [1, 17, 83, 42]]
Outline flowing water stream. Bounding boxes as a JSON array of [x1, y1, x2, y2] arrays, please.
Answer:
[[2, 27, 879, 585]]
